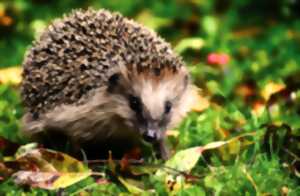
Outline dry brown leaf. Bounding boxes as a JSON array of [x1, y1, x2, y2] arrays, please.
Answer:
[[0, 15, 13, 26], [11, 148, 91, 190], [232, 27, 263, 38], [251, 100, 265, 116], [236, 84, 255, 98]]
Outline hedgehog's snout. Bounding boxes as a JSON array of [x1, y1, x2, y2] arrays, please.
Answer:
[[143, 129, 158, 142], [141, 120, 163, 143]]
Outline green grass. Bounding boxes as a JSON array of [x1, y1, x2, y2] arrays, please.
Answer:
[[1, 0, 300, 195]]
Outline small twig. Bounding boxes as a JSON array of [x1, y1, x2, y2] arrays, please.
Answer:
[[91, 172, 105, 177], [160, 165, 204, 180], [283, 148, 300, 161], [87, 158, 144, 165], [88, 158, 203, 181]]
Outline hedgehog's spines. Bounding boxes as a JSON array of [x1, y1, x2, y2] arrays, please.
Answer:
[[21, 8, 185, 116]]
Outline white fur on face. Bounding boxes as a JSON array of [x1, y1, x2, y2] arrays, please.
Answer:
[[132, 74, 184, 120], [126, 66, 197, 130]]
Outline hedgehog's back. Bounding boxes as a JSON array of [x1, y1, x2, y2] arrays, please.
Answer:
[[21, 9, 181, 117]]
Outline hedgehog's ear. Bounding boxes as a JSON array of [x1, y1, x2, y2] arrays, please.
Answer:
[[107, 73, 120, 92]]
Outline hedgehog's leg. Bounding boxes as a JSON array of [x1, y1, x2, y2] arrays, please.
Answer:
[[154, 139, 170, 160], [21, 112, 46, 136], [21, 112, 76, 152], [160, 140, 170, 160]]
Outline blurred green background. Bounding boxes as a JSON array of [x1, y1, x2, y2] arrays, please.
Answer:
[[1, 0, 300, 195], [1, 0, 300, 67]]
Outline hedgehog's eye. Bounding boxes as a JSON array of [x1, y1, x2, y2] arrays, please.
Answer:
[[164, 101, 172, 114], [129, 95, 142, 113], [108, 73, 120, 86], [107, 73, 120, 90]]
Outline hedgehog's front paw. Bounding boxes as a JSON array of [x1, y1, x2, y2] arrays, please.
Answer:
[[154, 140, 170, 160]]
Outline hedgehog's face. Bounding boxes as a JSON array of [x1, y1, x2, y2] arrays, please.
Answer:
[[126, 92, 173, 143], [108, 67, 193, 143]]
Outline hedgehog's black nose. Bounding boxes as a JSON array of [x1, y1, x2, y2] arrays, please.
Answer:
[[143, 129, 157, 143]]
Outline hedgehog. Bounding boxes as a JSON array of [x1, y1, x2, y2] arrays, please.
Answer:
[[21, 9, 198, 159]]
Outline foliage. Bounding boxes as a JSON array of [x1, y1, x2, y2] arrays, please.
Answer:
[[1, 0, 300, 195]]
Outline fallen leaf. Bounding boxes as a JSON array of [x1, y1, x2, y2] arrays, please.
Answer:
[[251, 100, 265, 116], [281, 186, 289, 196], [0, 162, 14, 180], [15, 143, 38, 159], [232, 26, 262, 38], [203, 141, 228, 151], [165, 175, 188, 193], [0, 15, 13, 26], [228, 139, 241, 155], [11, 148, 91, 190], [261, 82, 285, 101], [216, 127, 230, 139], [118, 176, 146, 194], [130, 165, 158, 176], [156, 146, 202, 178], [13, 171, 91, 190], [191, 94, 210, 112], [166, 130, 179, 137], [0, 67, 22, 85], [236, 84, 256, 98], [174, 38, 205, 54], [156, 133, 255, 177], [136, 10, 171, 30]]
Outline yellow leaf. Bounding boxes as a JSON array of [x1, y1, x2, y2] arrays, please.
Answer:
[[13, 171, 91, 190], [166, 130, 179, 137], [202, 141, 228, 150], [136, 10, 171, 30], [155, 132, 256, 185], [191, 94, 210, 112], [52, 172, 92, 189], [118, 176, 146, 194], [228, 140, 241, 155], [175, 38, 205, 54], [0, 4, 5, 17], [0, 67, 22, 85], [261, 82, 285, 101], [11, 148, 92, 190], [15, 143, 38, 159], [165, 175, 189, 193], [156, 146, 202, 178]]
